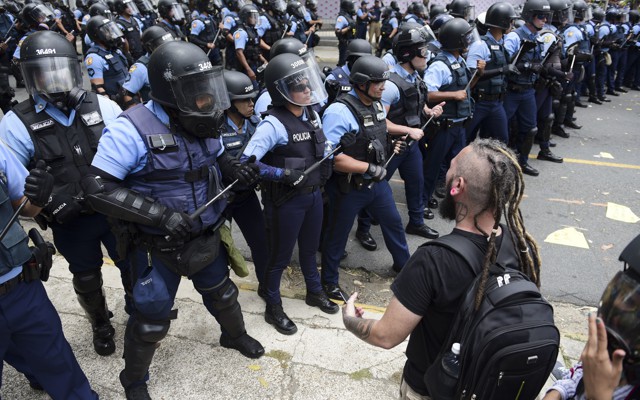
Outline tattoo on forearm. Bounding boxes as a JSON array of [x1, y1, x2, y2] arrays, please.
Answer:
[[455, 202, 468, 223], [344, 316, 374, 340]]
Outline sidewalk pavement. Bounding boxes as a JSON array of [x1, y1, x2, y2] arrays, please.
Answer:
[[2, 248, 592, 400]]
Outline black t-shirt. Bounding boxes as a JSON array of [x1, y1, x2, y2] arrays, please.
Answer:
[[390, 228, 505, 396]]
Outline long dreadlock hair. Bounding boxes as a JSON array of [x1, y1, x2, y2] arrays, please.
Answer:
[[464, 139, 542, 310]]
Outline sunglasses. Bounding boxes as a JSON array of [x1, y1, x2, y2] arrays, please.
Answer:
[[535, 13, 549, 20], [290, 82, 311, 92]]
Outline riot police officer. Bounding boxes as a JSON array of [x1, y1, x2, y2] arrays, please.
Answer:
[[234, 3, 266, 86], [335, 0, 356, 67], [592, 7, 613, 103], [448, 0, 475, 22], [115, 0, 145, 61], [189, 0, 223, 65], [321, 55, 410, 294], [503, 0, 551, 176], [563, 0, 593, 110], [0, 142, 99, 399], [376, 6, 397, 57], [85, 16, 130, 103], [53, 0, 80, 41], [325, 38, 371, 100], [403, 3, 426, 25], [624, 9, 640, 90], [0, 0, 16, 113], [424, 18, 478, 217], [286, 0, 312, 44], [157, 0, 186, 39], [84, 40, 265, 399], [0, 30, 130, 357], [122, 25, 175, 108], [259, 0, 287, 60], [220, 70, 269, 290], [241, 53, 338, 335], [13, 3, 56, 61], [134, 0, 157, 30], [466, 2, 519, 144]]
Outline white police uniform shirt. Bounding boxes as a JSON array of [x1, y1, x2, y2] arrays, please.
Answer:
[[0, 94, 122, 167]]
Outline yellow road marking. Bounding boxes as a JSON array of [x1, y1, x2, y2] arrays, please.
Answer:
[[532, 156, 640, 170]]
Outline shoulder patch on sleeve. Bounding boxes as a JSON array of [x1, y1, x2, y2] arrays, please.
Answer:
[[86, 56, 93, 66], [129, 64, 137, 73], [87, 68, 95, 77], [235, 32, 241, 39], [192, 21, 198, 29]]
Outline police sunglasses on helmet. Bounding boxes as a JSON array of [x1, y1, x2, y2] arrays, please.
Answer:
[[290, 80, 311, 92], [535, 13, 550, 20]]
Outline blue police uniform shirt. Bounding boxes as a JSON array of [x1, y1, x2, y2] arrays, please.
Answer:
[[92, 100, 224, 179], [221, 7, 231, 19], [424, 51, 466, 91], [633, 24, 640, 47], [322, 90, 387, 147], [356, 8, 366, 20], [122, 58, 149, 94], [242, 108, 325, 161], [73, 9, 83, 19], [84, 48, 127, 79], [190, 18, 206, 35], [0, 94, 123, 167], [405, 15, 419, 24], [599, 23, 612, 40], [563, 25, 583, 50], [466, 31, 500, 69], [257, 14, 270, 37], [325, 65, 350, 82], [84, 33, 94, 47], [304, 10, 312, 23], [388, 16, 398, 29], [223, 13, 237, 30], [585, 22, 595, 37], [288, 18, 299, 34], [254, 91, 272, 116], [382, 52, 397, 68], [0, 143, 30, 282], [81, 13, 90, 25], [13, 31, 35, 60], [335, 15, 349, 29], [234, 28, 248, 49], [504, 25, 538, 58], [382, 63, 418, 107], [191, 9, 200, 19]]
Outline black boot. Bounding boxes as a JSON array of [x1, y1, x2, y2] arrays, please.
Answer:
[[537, 148, 564, 163], [120, 323, 160, 400], [220, 332, 265, 359], [265, 303, 298, 335], [73, 272, 116, 356]]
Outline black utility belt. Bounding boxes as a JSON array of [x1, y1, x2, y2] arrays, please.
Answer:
[[136, 218, 224, 250], [474, 92, 505, 102], [435, 118, 469, 130], [295, 185, 321, 195], [335, 173, 372, 194], [507, 83, 533, 92], [0, 272, 24, 296]]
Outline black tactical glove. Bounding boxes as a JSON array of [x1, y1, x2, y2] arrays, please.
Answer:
[[45, 193, 83, 224], [564, 71, 574, 81], [28, 228, 55, 282], [528, 62, 544, 73], [503, 64, 521, 75], [232, 155, 260, 187], [159, 209, 193, 240], [367, 163, 387, 182], [282, 169, 307, 187], [393, 139, 408, 155], [24, 160, 53, 207], [339, 130, 358, 149]]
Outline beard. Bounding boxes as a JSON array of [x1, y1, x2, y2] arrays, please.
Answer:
[[438, 178, 457, 221]]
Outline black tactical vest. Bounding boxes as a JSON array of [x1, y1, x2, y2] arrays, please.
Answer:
[[237, 24, 261, 65], [12, 92, 105, 199], [261, 106, 326, 188], [474, 36, 509, 96], [337, 11, 355, 41], [386, 72, 425, 128], [118, 16, 144, 59], [220, 114, 260, 157], [0, 173, 32, 276], [262, 12, 284, 46], [432, 53, 472, 119], [381, 16, 393, 38], [197, 15, 217, 43], [337, 94, 390, 165], [60, 9, 77, 34], [86, 46, 129, 96]]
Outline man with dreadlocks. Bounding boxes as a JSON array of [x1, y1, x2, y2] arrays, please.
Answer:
[[341, 138, 542, 399]]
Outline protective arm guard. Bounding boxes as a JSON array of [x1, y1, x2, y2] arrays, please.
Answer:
[[189, 34, 208, 48], [478, 68, 503, 80], [543, 64, 567, 79], [81, 175, 167, 227]]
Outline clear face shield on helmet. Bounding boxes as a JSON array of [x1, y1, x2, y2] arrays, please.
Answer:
[[98, 19, 124, 41], [21, 56, 83, 104], [171, 64, 231, 114], [598, 270, 640, 364], [30, 4, 55, 24], [554, 6, 572, 25], [124, 0, 140, 14], [168, 2, 185, 21], [418, 24, 436, 44], [243, 8, 259, 25], [300, 47, 321, 74], [464, 26, 481, 48], [136, 0, 153, 12], [274, 63, 328, 106], [270, 0, 285, 13]]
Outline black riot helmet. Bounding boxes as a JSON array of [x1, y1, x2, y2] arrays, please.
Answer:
[[438, 17, 479, 52], [239, 3, 259, 25], [158, 0, 185, 22], [548, 0, 571, 26], [265, 0, 286, 14], [591, 7, 604, 23], [114, 0, 139, 15], [389, 0, 399, 12], [346, 38, 372, 69], [484, 2, 518, 30], [429, 4, 445, 20], [521, 0, 552, 24], [264, 53, 327, 107], [409, 3, 426, 19], [380, 6, 392, 19], [605, 7, 620, 23], [630, 9, 640, 24], [571, 0, 589, 21], [394, 28, 428, 63], [597, 234, 640, 384], [135, 0, 154, 13], [87, 16, 124, 48], [431, 13, 454, 35], [349, 55, 389, 101], [20, 3, 55, 27], [448, 0, 474, 20], [224, 70, 257, 101], [4, 0, 21, 15], [209, 0, 224, 11], [305, 0, 316, 11], [340, 0, 355, 15], [226, 0, 245, 12], [141, 25, 175, 53], [269, 37, 322, 75], [286, 0, 305, 19], [148, 41, 230, 137], [89, 2, 113, 18], [20, 31, 86, 112]]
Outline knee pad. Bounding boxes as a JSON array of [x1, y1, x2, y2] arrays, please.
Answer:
[[526, 127, 538, 138], [72, 270, 103, 294], [200, 278, 239, 313], [562, 93, 573, 103], [130, 318, 170, 344], [545, 115, 555, 125], [552, 99, 560, 109]]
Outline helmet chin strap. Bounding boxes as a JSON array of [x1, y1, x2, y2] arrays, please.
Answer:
[[355, 83, 381, 102]]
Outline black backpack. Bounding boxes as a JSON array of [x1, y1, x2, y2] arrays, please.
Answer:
[[423, 230, 560, 400]]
